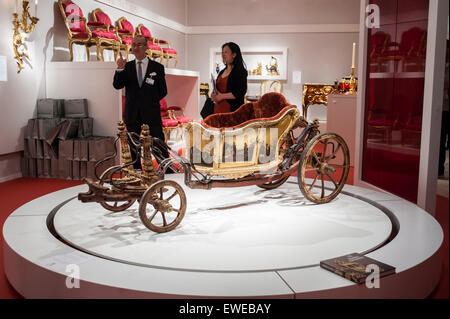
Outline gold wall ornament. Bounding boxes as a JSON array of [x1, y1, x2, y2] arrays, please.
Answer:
[[12, 1, 39, 73]]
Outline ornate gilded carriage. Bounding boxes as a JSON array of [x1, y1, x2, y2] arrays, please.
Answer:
[[79, 93, 350, 233], [184, 97, 299, 179]]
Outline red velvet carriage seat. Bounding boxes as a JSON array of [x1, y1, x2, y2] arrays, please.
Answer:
[[202, 92, 295, 129], [184, 92, 300, 178]]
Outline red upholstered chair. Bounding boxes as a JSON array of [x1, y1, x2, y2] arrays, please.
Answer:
[[160, 99, 179, 142], [367, 104, 396, 144], [88, 8, 120, 61], [158, 39, 178, 68], [135, 24, 164, 62], [160, 98, 192, 126], [369, 31, 391, 72], [115, 17, 135, 61], [58, 0, 98, 61], [380, 27, 427, 72], [400, 95, 423, 147], [59, 1, 120, 61]]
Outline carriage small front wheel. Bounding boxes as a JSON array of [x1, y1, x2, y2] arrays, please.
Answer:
[[99, 165, 136, 212], [298, 132, 350, 204], [139, 180, 187, 233]]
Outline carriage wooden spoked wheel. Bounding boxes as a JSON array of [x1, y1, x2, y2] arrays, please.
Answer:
[[298, 132, 350, 203], [98, 165, 137, 212], [139, 180, 187, 233]]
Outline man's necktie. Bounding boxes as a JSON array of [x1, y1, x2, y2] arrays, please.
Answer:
[[137, 61, 143, 87]]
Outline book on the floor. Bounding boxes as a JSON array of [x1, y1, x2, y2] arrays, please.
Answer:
[[320, 253, 396, 284]]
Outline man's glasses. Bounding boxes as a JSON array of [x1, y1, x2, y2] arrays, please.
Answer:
[[132, 43, 146, 48]]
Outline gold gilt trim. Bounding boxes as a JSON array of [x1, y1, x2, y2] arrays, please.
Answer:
[[116, 16, 134, 61], [136, 23, 165, 62], [302, 84, 335, 119]]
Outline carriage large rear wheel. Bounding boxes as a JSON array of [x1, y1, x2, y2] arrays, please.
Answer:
[[139, 180, 186, 233], [298, 132, 350, 204]]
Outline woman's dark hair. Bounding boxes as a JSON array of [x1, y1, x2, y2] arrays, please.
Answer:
[[222, 42, 247, 71]]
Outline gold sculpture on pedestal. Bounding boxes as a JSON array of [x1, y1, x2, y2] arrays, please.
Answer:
[[266, 56, 280, 76], [250, 62, 262, 75], [12, 1, 39, 73], [349, 67, 357, 94]]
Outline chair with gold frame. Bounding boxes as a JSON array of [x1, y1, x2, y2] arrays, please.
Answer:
[[88, 8, 120, 61], [158, 39, 178, 68], [378, 27, 427, 72], [115, 17, 134, 61], [58, 0, 97, 61], [135, 24, 164, 62], [160, 98, 180, 142]]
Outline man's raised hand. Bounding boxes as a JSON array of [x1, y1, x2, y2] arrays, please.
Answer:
[[117, 52, 126, 69]]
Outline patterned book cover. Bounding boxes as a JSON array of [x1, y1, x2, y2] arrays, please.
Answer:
[[320, 253, 396, 284]]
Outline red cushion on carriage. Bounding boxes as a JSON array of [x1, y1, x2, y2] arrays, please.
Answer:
[[202, 92, 293, 129]]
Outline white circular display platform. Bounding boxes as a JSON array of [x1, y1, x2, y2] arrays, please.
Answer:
[[3, 175, 444, 298], [53, 178, 392, 272]]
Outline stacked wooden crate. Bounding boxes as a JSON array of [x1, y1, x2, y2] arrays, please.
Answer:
[[22, 99, 116, 180]]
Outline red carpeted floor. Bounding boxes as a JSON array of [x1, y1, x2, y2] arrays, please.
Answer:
[[0, 175, 448, 299]]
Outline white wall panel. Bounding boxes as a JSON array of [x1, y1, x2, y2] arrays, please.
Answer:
[[187, 0, 360, 26], [187, 32, 359, 118]]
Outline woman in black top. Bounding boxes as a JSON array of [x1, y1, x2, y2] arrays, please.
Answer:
[[211, 42, 248, 113]]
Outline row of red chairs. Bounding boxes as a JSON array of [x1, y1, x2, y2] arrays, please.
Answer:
[[369, 27, 427, 72], [121, 96, 192, 142], [58, 0, 178, 67]]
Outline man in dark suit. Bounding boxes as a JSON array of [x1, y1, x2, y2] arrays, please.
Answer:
[[113, 35, 169, 170]]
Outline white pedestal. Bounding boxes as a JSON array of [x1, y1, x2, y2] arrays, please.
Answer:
[[327, 94, 357, 166]]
